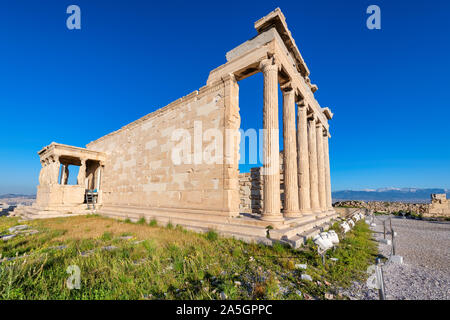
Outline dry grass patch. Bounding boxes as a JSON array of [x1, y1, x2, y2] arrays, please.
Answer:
[[29, 215, 209, 248]]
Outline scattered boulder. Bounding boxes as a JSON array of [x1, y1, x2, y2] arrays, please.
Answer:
[[301, 274, 313, 281], [102, 245, 118, 251], [1, 234, 16, 241], [325, 293, 334, 300], [8, 225, 29, 233]]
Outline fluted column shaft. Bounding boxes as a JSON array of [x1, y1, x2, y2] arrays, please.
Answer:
[[282, 86, 300, 217], [323, 134, 333, 210], [297, 103, 312, 214], [260, 59, 282, 222], [308, 117, 320, 213], [316, 124, 327, 212]]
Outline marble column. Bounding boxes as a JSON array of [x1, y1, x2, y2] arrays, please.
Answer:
[[297, 102, 312, 214], [260, 59, 282, 222], [96, 165, 102, 190], [59, 165, 65, 184], [308, 116, 321, 213], [316, 124, 327, 212], [282, 84, 300, 217], [63, 165, 69, 185], [323, 133, 333, 211]]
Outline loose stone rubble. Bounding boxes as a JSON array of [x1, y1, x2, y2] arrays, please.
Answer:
[[335, 194, 450, 218]]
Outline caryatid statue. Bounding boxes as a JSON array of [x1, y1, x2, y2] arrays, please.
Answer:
[[77, 159, 86, 187], [49, 156, 60, 185]]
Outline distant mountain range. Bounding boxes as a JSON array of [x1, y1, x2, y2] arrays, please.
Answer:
[[332, 188, 449, 203], [0, 194, 36, 199], [1, 189, 449, 204]]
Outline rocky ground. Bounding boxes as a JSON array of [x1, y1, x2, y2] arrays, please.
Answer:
[[334, 200, 428, 215], [342, 215, 450, 300]]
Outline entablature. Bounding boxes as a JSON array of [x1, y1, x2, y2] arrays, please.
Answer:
[[38, 142, 107, 164]]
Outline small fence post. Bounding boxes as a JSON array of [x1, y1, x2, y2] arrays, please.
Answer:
[[391, 227, 396, 256], [383, 220, 386, 239], [376, 258, 386, 300]]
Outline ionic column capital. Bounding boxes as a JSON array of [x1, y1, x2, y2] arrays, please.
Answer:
[[221, 73, 237, 83], [50, 155, 60, 163], [280, 82, 293, 93], [259, 58, 279, 74], [315, 121, 324, 129], [308, 114, 317, 123], [297, 99, 306, 107]]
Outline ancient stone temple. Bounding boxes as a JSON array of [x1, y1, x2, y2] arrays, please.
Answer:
[[15, 8, 339, 246], [426, 194, 450, 217]]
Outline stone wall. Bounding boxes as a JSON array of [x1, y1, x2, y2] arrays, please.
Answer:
[[86, 82, 231, 215], [333, 200, 428, 215], [239, 152, 285, 214], [335, 195, 450, 218]]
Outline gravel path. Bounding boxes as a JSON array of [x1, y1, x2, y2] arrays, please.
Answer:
[[342, 216, 450, 300]]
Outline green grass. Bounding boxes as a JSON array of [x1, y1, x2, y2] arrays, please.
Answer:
[[205, 230, 218, 241], [390, 211, 423, 219], [0, 215, 377, 300]]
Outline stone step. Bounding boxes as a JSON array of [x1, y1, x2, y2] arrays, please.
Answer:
[[133, 217, 274, 246], [283, 221, 335, 249], [99, 209, 268, 237], [269, 214, 335, 240], [101, 205, 231, 222], [15, 207, 88, 220], [101, 205, 277, 229]]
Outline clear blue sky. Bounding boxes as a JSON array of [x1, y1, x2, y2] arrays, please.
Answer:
[[0, 0, 449, 194]]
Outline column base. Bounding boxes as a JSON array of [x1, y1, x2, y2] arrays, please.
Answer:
[[283, 211, 302, 218], [299, 208, 314, 215], [260, 214, 285, 223], [311, 208, 323, 218], [317, 210, 328, 218]]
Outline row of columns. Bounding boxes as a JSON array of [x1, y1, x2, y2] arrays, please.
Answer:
[[259, 58, 333, 221]]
